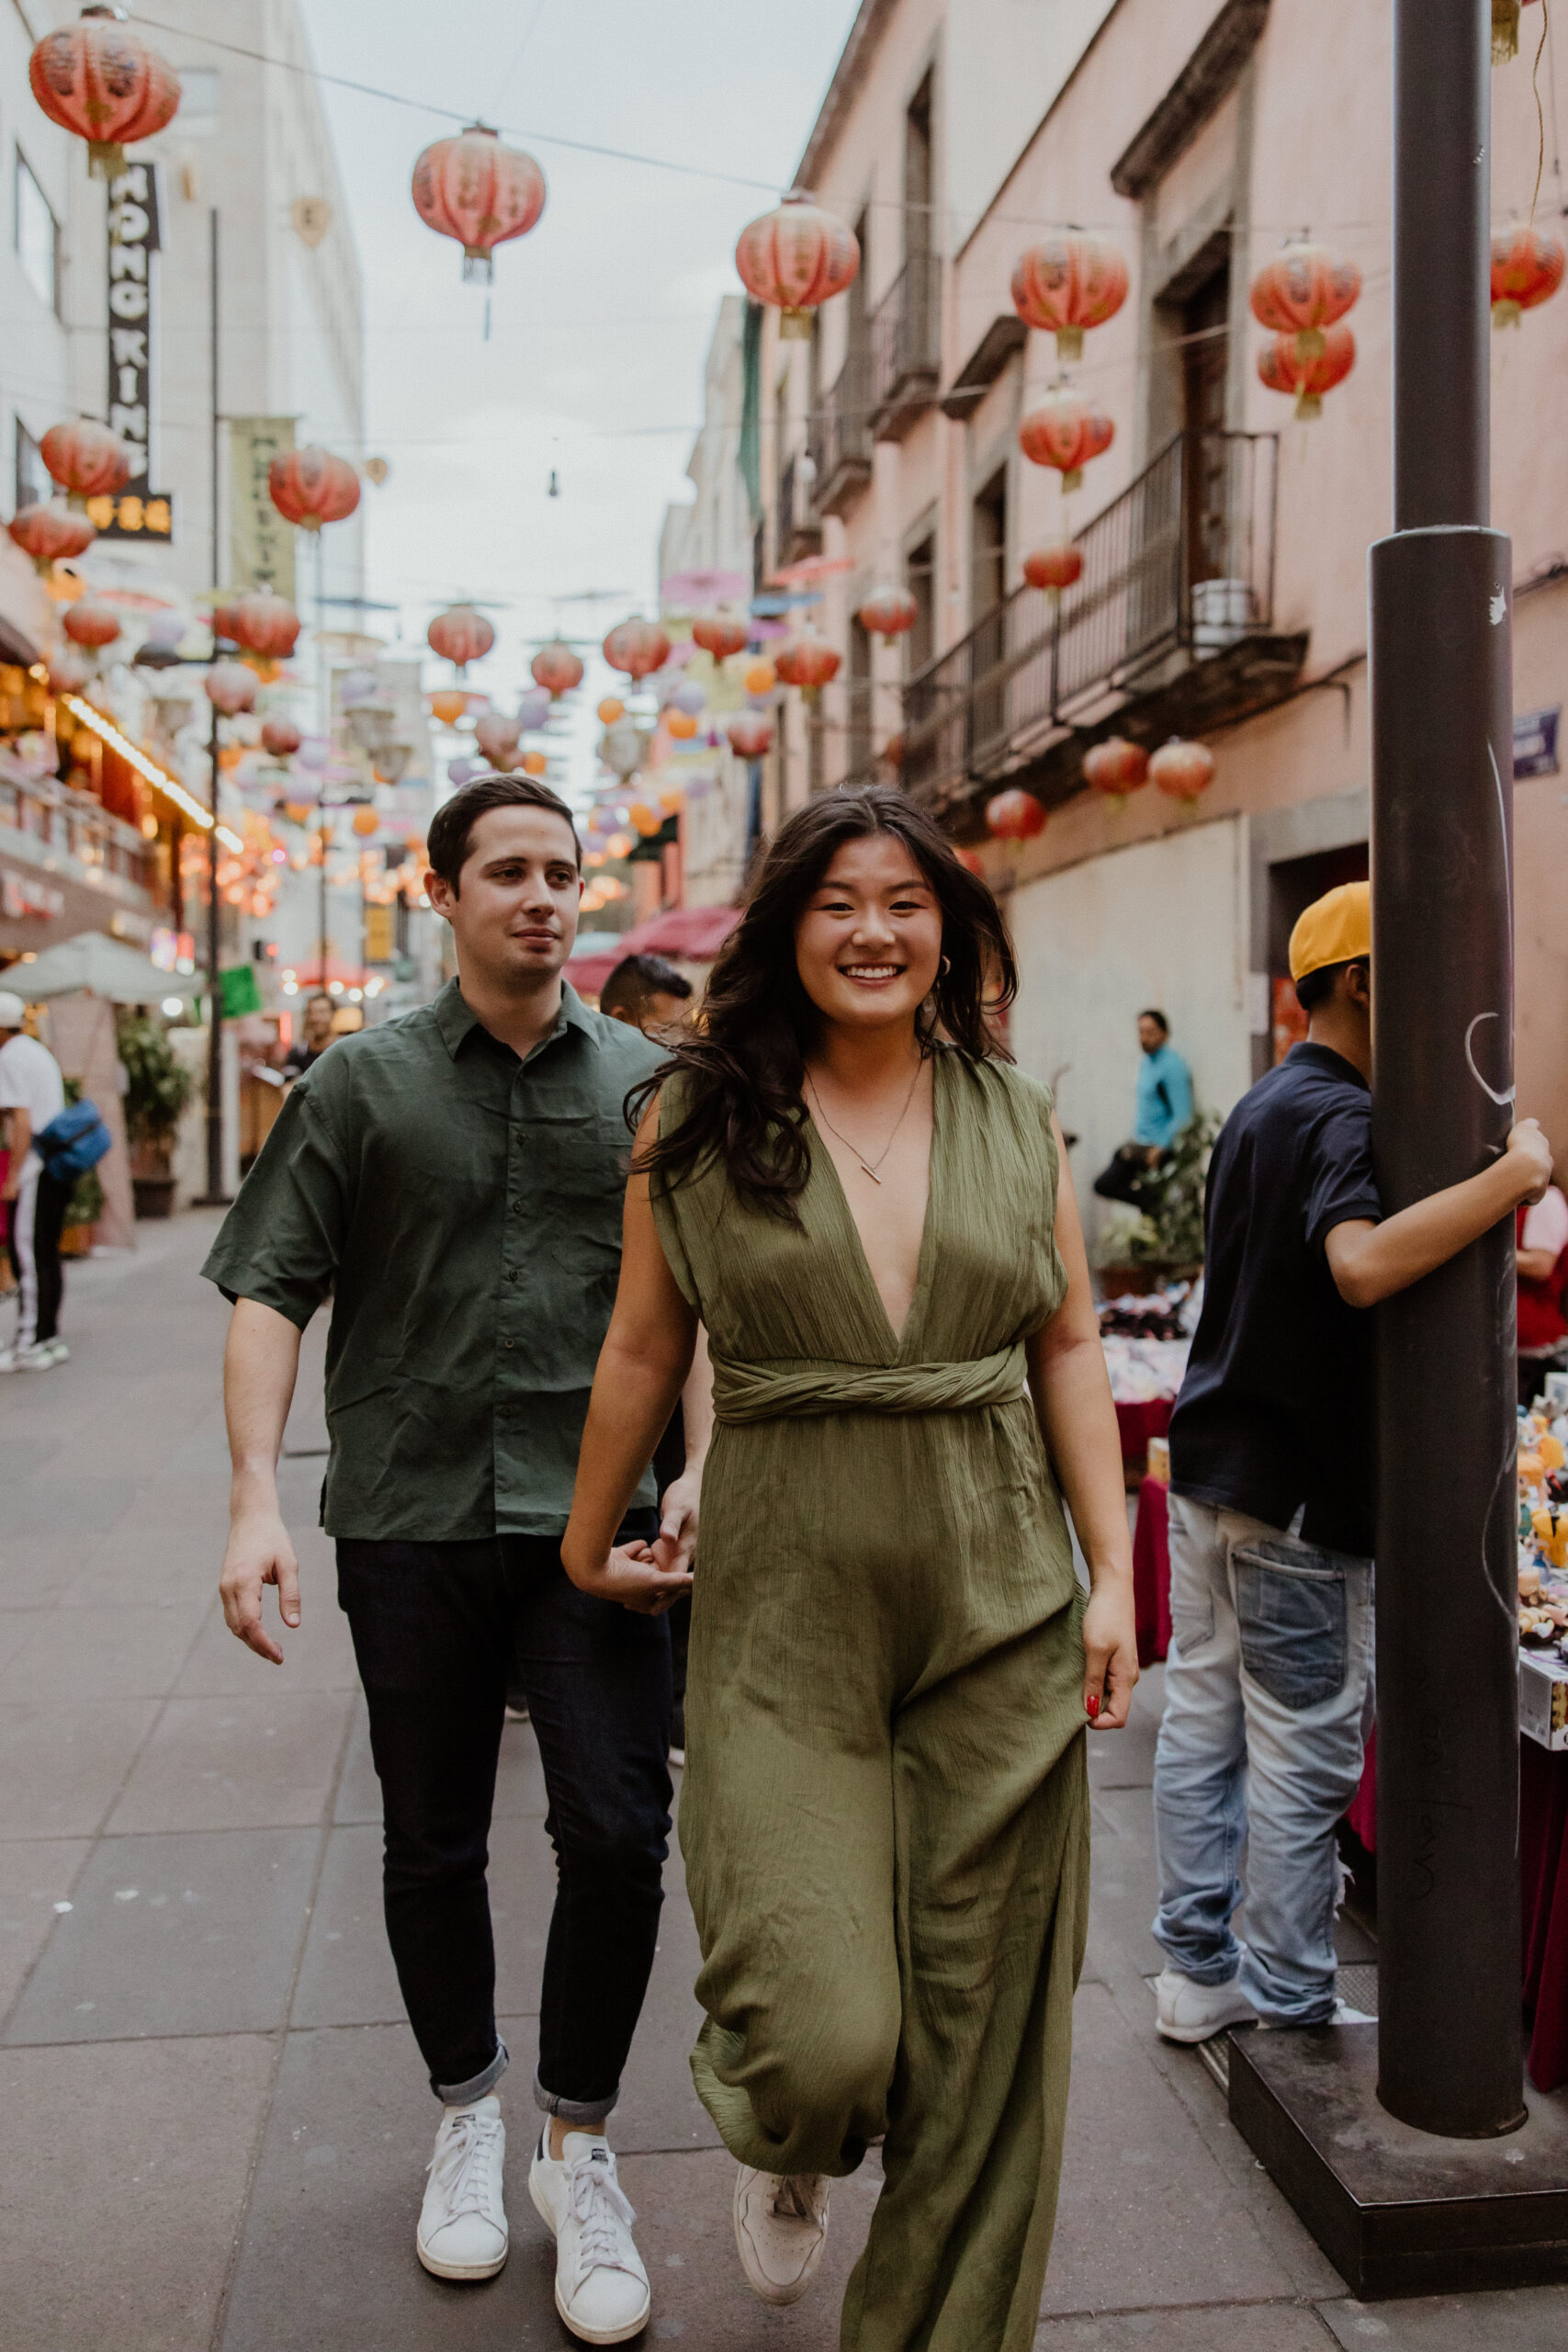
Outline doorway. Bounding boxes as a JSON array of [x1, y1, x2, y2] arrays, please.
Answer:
[[1267, 843, 1369, 1063]]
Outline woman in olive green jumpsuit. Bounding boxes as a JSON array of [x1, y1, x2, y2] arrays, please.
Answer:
[[564, 788, 1138, 2352]]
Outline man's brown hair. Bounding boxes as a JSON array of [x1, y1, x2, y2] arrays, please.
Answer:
[[426, 774, 581, 894]]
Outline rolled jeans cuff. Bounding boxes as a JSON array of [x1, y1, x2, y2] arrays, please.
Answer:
[[437, 2034, 508, 2107], [533, 2067, 618, 2127]]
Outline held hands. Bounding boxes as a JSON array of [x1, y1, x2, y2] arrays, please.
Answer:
[[220, 1508, 301, 1664], [1081, 1577, 1139, 1730], [562, 1539, 693, 1617], [1506, 1119, 1554, 1207]]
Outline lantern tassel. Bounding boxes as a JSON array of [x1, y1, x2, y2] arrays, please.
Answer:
[[1055, 325, 1085, 363], [87, 141, 126, 181], [780, 307, 812, 341], [1494, 0, 1521, 61], [1294, 391, 1323, 422], [462, 249, 495, 285]]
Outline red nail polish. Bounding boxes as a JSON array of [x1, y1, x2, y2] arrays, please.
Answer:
[[1086, 1693, 1100, 1720]]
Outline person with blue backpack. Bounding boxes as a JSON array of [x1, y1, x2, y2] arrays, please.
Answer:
[[0, 989, 111, 1373]]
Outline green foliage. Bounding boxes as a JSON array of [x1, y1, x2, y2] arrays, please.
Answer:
[[116, 1012, 194, 1148], [1126, 1112, 1220, 1269]]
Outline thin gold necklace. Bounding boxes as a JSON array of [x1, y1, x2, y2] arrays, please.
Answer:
[[805, 1057, 925, 1186]]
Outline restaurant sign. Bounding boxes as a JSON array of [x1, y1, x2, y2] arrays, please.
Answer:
[[105, 163, 174, 543]]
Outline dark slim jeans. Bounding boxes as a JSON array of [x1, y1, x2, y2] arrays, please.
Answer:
[[337, 1527, 671, 2109]]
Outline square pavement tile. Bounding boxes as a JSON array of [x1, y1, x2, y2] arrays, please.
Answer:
[[0, 1532, 102, 1609], [0, 1838, 90, 2019], [1316, 2286, 1568, 2351], [0, 1601, 204, 1703], [174, 1592, 360, 1696], [5, 1473, 138, 1539], [0, 2032, 276, 2352], [107, 1690, 355, 1833], [4, 1824, 321, 2044], [58, 1526, 229, 1610], [1036, 2305, 1342, 2350], [0, 1698, 160, 1838], [1085, 1785, 1168, 1984]]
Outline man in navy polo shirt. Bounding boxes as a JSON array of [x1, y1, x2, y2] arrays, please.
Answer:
[[1152, 882, 1551, 2042]]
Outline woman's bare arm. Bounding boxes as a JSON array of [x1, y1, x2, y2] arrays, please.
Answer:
[[562, 1104, 699, 1614], [1027, 1117, 1139, 1728]]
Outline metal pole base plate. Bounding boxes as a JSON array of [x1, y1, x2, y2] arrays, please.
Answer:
[[1228, 2023, 1568, 2297]]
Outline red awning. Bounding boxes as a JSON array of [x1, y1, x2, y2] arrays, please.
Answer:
[[565, 902, 739, 999]]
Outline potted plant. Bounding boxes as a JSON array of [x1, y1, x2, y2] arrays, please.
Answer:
[[118, 1011, 194, 1217], [1096, 1112, 1217, 1295], [57, 1080, 105, 1255]]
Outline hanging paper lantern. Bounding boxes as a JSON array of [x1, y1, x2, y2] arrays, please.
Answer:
[[1023, 543, 1083, 596], [517, 686, 552, 730], [521, 750, 547, 777], [692, 613, 749, 663], [954, 846, 987, 878], [856, 586, 919, 647], [601, 721, 649, 780], [352, 806, 379, 838], [1018, 391, 1114, 491], [6, 502, 95, 573], [604, 616, 671, 680], [411, 122, 546, 284], [743, 659, 776, 696], [1249, 241, 1361, 362], [231, 589, 301, 659], [671, 681, 706, 716], [1494, 0, 1542, 64], [727, 711, 774, 757], [262, 719, 302, 758], [1149, 736, 1216, 804], [282, 800, 313, 826], [735, 190, 860, 338], [47, 649, 90, 694], [205, 660, 258, 716], [427, 603, 495, 673], [268, 445, 361, 530], [1257, 322, 1355, 420], [1082, 737, 1149, 806], [532, 639, 584, 697], [987, 788, 1047, 841], [626, 799, 662, 837], [596, 695, 626, 724], [475, 713, 523, 767], [1491, 220, 1566, 326], [1010, 232, 1129, 361], [429, 688, 468, 726], [62, 596, 119, 649], [775, 639, 841, 703], [40, 417, 132, 501], [447, 756, 479, 786], [666, 708, 698, 740], [28, 7, 181, 181]]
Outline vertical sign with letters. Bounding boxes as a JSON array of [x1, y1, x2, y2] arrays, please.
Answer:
[[103, 164, 175, 543], [229, 416, 298, 604]]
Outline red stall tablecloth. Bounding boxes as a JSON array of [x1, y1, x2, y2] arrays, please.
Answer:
[[1116, 1397, 1173, 1475], [1132, 1476, 1172, 1668]]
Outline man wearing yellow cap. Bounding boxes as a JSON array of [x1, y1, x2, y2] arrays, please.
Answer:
[[1151, 880, 1551, 2043]]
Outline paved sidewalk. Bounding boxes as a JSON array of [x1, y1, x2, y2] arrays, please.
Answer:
[[2, 1209, 1566, 2350]]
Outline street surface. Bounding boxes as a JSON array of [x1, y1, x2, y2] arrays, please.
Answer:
[[1, 1210, 1564, 2350]]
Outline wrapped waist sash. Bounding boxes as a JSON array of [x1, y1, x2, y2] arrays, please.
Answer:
[[712, 1341, 1027, 1425]]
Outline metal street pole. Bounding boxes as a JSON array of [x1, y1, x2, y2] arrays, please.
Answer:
[[1371, 0, 1522, 2136], [197, 205, 231, 1204]]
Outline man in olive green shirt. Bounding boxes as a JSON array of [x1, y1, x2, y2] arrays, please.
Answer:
[[204, 775, 707, 2341]]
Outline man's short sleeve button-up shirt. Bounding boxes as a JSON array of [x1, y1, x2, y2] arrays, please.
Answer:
[[201, 979, 664, 1540]]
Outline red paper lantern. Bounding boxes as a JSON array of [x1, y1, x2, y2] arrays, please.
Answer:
[[411, 122, 547, 285], [40, 417, 131, 501], [262, 719, 302, 758], [1257, 322, 1355, 419], [1019, 392, 1114, 491], [856, 586, 919, 647], [1082, 737, 1149, 803], [1023, 543, 1083, 596], [205, 660, 258, 716], [268, 446, 361, 531], [1249, 242, 1361, 360], [231, 590, 301, 660], [604, 616, 671, 681], [532, 640, 584, 698], [428, 604, 495, 673], [726, 712, 774, 757], [691, 614, 749, 663], [1491, 220, 1566, 326], [1011, 232, 1129, 361], [986, 788, 1047, 842], [6, 502, 96, 573], [62, 596, 119, 649], [1149, 737, 1215, 803], [774, 639, 841, 701], [28, 6, 181, 180], [954, 846, 987, 877], [735, 191, 860, 338], [475, 713, 523, 768]]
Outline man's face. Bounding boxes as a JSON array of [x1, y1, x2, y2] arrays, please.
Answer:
[[304, 1000, 334, 1046], [425, 806, 582, 988], [1138, 1016, 1166, 1055]]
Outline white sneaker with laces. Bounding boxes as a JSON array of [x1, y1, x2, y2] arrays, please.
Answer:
[[43, 1338, 68, 1364], [529, 2128, 650, 2345], [1, 1341, 57, 1373], [415, 2094, 508, 2281], [1154, 1965, 1258, 2043], [733, 2165, 830, 2306]]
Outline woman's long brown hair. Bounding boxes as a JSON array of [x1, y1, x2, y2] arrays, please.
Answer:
[[627, 786, 1017, 1220]]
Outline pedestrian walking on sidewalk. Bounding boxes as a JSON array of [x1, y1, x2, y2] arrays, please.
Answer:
[[1153, 881, 1553, 2043], [204, 775, 712, 2344], [562, 786, 1138, 2352], [0, 990, 68, 1374]]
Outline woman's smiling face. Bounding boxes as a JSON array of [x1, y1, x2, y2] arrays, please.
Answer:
[[794, 832, 944, 1034]]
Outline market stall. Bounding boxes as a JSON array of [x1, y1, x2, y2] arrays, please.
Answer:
[[1098, 1283, 1194, 1483]]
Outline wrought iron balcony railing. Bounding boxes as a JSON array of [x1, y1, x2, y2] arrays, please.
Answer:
[[807, 347, 874, 518], [901, 430, 1280, 806], [869, 251, 942, 439]]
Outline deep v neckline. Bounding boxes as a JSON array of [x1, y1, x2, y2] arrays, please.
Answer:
[[804, 1050, 944, 1359]]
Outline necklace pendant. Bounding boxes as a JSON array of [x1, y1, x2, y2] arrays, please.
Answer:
[[858, 1162, 883, 1184]]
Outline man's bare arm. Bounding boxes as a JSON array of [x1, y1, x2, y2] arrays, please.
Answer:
[[219, 1297, 305, 1663], [1326, 1119, 1552, 1310], [2, 1107, 30, 1203]]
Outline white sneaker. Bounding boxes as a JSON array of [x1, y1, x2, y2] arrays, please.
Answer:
[[415, 2095, 508, 2281], [11, 1341, 55, 1372], [529, 2128, 650, 2345], [43, 1338, 68, 1364], [733, 2165, 830, 2306], [1154, 1965, 1258, 2043]]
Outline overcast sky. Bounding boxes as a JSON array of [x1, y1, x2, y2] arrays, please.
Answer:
[[301, 0, 861, 804]]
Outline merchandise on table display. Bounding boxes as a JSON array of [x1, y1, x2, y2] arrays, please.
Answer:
[[1517, 1382, 1568, 1748], [1097, 1281, 1199, 1405]]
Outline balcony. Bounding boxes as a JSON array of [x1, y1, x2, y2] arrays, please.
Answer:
[[807, 349, 873, 519], [900, 429, 1305, 822], [869, 253, 941, 440], [776, 449, 822, 566]]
